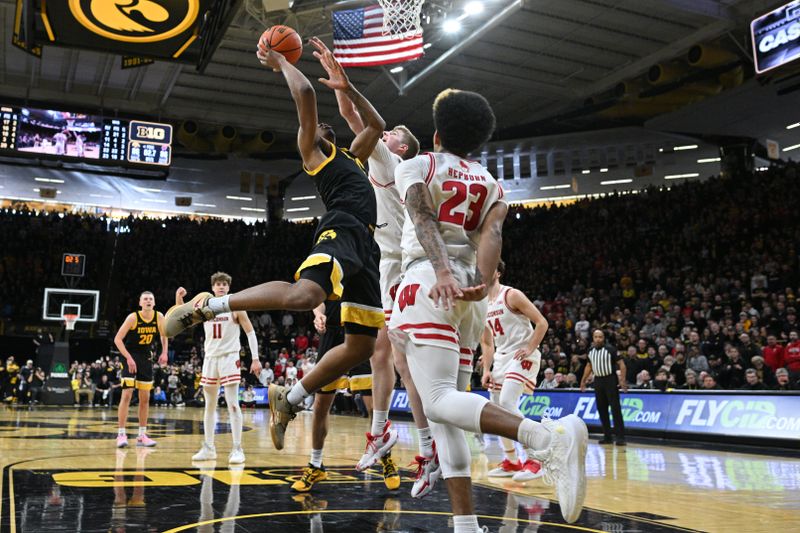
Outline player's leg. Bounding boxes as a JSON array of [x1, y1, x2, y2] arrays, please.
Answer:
[[487, 381, 523, 478], [135, 377, 156, 446], [506, 358, 544, 482], [117, 387, 133, 447], [223, 382, 244, 463], [292, 389, 335, 492], [194, 383, 219, 461]]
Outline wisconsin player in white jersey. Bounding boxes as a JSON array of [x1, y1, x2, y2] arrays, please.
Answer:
[[331, 57, 441, 498], [176, 272, 262, 464], [389, 89, 587, 531], [481, 260, 549, 482]]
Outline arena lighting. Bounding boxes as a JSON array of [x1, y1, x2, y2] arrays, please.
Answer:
[[141, 198, 168, 203], [783, 143, 800, 152], [390, 66, 404, 73], [194, 203, 217, 208], [240, 207, 266, 212], [33, 188, 61, 193], [697, 158, 721, 163], [34, 177, 64, 184], [137, 187, 163, 193], [664, 173, 700, 180], [540, 184, 571, 190], [443, 19, 462, 33], [89, 193, 114, 198], [286, 207, 311, 212], [600, 168, 609, 173], [464, 1, 484, 15], [423, 43, 433, 49], [581, 169, 590, 174], [786, 122, 800, 130], [226, 195, 252, 201], [673, 145, 699, 151], [290, 195, 317, 201], [601, 179, 633, 185]]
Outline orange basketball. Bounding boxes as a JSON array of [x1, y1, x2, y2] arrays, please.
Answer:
[[259, 25, 303, 65]]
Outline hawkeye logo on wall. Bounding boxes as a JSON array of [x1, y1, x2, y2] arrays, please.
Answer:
[[68, 0, 200, 43]]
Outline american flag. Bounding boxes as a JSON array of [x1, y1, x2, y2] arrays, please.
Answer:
[[332, 5, 424, 68]]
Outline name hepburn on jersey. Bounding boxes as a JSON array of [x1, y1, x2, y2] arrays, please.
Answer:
[[447, 167, 487, 182]]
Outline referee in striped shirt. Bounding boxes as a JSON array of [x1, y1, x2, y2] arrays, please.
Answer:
[[580, 330, 628, 445]]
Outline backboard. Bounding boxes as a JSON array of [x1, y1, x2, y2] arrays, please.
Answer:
[[42, 288, 100, 322]]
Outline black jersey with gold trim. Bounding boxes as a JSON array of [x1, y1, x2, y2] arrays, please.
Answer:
[[124, 311, 160, 355], [303, 141, 377, 228]]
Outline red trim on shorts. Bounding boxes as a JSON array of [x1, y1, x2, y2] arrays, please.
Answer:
[[506, 372, 535, 388], [398, 322, 457, 333], [413, 333, 459, 345], [425, 153, 436, 185]]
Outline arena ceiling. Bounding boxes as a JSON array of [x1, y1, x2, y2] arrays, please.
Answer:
[[0, 0, 776, 140]]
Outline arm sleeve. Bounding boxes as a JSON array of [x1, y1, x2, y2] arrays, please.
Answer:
[[368, 141, 401, 185], [246, 330, 259, 360], [395, 154, 432, 201]]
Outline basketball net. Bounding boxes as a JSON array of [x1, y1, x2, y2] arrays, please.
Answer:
[[64, 314, 78, 331], [377, 0, 425, 37]]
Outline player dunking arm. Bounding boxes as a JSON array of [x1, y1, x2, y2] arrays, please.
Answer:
[[317, 36, 440, 497], [176, 272, 262, 464], [164, 39, 386, 452], [387, 89, 588, 531], [480, 260, 549, 482], [114, 291, 167, 448]]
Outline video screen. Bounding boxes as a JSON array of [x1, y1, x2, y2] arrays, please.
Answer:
[[16, 108, 102, 159]]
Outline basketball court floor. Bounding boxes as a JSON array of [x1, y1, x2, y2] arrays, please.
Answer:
[[1, 405, 798, 532]]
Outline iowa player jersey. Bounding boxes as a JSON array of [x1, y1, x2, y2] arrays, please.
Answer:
[[124, 311, 160, 355], [304, 141, 377, 228]]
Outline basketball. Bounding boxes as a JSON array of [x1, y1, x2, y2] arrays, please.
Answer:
[[259, 25, 303, 64]]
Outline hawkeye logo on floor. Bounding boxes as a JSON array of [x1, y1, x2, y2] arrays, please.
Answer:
[[68, 0, 200, 43]]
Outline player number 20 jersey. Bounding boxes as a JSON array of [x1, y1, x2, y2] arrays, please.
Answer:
[[203, 312, 240, 357], [486, 285, 533, 358], [395, 152, 506, 271]]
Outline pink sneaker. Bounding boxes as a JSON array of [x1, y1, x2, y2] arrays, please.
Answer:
[[116, 434, 128, 448], [136, 434, 157, 447], [356, 421, 398, 471]]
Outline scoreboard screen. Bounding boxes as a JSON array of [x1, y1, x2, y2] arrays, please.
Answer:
[[751, 1, 800, 74], [0, 105, 172, 167]]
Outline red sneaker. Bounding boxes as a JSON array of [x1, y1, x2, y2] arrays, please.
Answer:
[[355, 420, 398, 471], [487, 458, 523, 477], [512, 459, 544, 482]]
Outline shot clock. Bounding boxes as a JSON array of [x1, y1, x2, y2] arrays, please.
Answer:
[[61, 253, 86, 277]]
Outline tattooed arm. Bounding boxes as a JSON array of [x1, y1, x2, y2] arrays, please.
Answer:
[[404, 182, 462, 310]]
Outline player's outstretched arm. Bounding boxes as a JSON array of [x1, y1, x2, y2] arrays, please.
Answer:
[[310, 37, 384, 162], [405, 183, 462, 310], [256, 43, 326, 170], [156, 312, 168, 366], [507, 289, 548, 360]]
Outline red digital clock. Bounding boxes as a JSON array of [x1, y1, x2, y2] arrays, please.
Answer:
[[62, 253, 86, 277]]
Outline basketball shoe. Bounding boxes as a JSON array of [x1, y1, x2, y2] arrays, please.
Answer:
[[136, 434, 157, 447], [192, 443, 217, 461], [292, 464, 328, 492], [410, 445, 441, 498], [268, 383, 302, 450], [229, 447, 246, 464], [163, 292, 213, 337], [488, 458, 523, 477], [512, 459, 543, 482], [536, 414, 588, 523], [356, 420, 398, 471], [116, 434, 128, 448], [380, 453, 401, 490]]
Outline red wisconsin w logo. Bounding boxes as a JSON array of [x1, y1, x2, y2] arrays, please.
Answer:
[[398, 284, 421, 312], [520, 360, 533, 371], [459, 160, 469, 170]]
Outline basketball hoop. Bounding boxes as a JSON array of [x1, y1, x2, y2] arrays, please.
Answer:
[[377, 0, 425, 37], [64, 314, 78, 331]]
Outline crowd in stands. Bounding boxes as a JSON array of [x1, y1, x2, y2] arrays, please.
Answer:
[[2, 163, 800, 400]]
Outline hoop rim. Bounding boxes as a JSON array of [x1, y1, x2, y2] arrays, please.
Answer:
[[63, 313, 79, 330]]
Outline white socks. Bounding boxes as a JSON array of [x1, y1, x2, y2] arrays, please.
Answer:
[[118, 427, 126, 437], [138, 426, 147, 437], [207, 295, 231, 314], [310, 449, 323, 468], [371, 410, 389, 436], [418, 427, 434, 458], [503, 444, 518, 462], [286, 382, 309, 405], [453, 515, 481, 532], [518, 419, 552, 451]]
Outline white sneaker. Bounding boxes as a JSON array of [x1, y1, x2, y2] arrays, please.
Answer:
[[410, 447, 441, 498], [229, 447, 245, 464], [192, 443, 217, 461], [356, 420, 398, 471], [512, 459, 544, 482], [487, 458, 523, 477], [537, 415, 587, 523]]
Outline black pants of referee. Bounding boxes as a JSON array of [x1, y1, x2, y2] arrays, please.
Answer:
[[594, 375, 625, 440]]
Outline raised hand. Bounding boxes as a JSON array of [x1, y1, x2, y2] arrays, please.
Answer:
[[256, 41, 286, 72], [309, 36, 350, 91]]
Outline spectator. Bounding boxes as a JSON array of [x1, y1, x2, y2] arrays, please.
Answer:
[[702, 374, 722, 390], [554, 373, 568, 389], [774, 368, 798, 391], [749, 356, 776, 388], [258, 362, 274, 387], [785, 331, 800, 381], [564, 373, 578, 388], [762, 335, 785, 372], [29, 367, 46, 405], [94, 375, 112, 406], [241, 385, 257, 409], [740, 369, 767, 391], [653, 368, 670, 391], [687, 348, 710, 374], [633, 370, 654, 389], [681, 369, 701, 390], [74, 373, 94, 406], [538, 368, 557, 390], [153, 386, 168, 407], [18, 360, 34, 403], [719, 348, 746, 389]]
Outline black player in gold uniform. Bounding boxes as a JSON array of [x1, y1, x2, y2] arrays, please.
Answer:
[[165, 38, 388, 451], [113, 291, 167, 448]]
